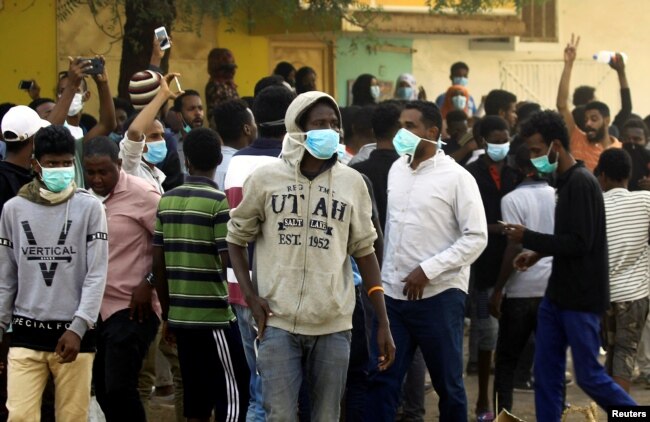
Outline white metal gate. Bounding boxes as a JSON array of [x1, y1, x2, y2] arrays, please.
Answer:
[[500, 60, 621, 111]]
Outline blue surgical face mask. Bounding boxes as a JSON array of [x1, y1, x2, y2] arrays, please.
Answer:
[[451, 95, 467, 110], [143, 140, 168, 164], [38, 163, 75, 193], [370, 85, 381, 100], [392, 128, 438, 157], [396, 87, 413, 100], [530, 143, 558, 174], [452, 76, 468, 87], [486, 142, 510, 162], [305, 129, 340, 160]]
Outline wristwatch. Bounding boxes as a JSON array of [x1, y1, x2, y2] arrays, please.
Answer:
[[145, 272, 155, 287]]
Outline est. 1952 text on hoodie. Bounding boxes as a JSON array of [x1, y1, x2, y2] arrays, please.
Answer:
[[0, 190, 108, 351], [226, 92, 377, 336]]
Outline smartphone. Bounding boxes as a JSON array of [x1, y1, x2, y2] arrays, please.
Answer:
[[154, 26, 171, 50], [173, 76, 182, 93], [80, 58, 104, 75], [18, 80, 33, 90]]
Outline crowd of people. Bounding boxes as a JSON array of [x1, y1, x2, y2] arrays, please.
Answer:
[[0, 32, 649, 422]]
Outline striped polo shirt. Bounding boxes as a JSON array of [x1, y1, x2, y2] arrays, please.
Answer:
[[153, 175, 235, 328], [604, 188, 650, 302]]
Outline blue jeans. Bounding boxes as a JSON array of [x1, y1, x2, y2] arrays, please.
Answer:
[[256, 326, 351, 422], [233, 304, 265, 422], [366, 289, 468, 422], [535, 297, 636, 421]]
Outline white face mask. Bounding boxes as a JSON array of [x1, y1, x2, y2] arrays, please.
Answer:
[[67, 93, 84, 117]]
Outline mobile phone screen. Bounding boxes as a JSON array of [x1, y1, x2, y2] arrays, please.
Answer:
[[155, 27, 171, 50], [18, 80, 33, 90]]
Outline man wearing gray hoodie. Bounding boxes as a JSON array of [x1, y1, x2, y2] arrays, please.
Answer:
[[0, 125, 108, 421], [227, 91, 395, 422]]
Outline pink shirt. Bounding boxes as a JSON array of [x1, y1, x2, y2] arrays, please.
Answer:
[[99, 170, 162, 320]]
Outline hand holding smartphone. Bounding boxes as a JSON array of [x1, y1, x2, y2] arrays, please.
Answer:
[[155, 26, 171, 51], [79, 57, 105, 75], [18, 80, 34, 90]]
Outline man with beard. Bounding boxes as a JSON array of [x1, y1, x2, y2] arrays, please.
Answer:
[[172, 90, 205, 169], [556, 35, 621, 172]]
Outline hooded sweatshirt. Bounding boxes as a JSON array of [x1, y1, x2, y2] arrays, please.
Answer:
[[226, 91, 377, 336], [0, 180, 108, 351]]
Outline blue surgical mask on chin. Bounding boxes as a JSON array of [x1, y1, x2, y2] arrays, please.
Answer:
[[304, 129, 340, 160], [143, 140, 168, 164], [452, 76, 468, 87], [530, 143, 559, 174], [486, 142, 510, 162]]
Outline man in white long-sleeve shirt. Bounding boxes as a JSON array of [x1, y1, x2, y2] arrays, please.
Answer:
[[366, 100, 488, 422]]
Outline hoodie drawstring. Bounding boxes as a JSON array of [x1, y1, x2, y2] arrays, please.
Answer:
[[64, 199, 70, 235]]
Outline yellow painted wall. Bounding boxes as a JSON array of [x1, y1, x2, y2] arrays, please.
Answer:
[[0, 1, 57, 106], [0, 1, 269, 117], [218, 27, 270, 98]]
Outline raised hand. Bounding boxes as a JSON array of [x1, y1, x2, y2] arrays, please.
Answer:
[[564, 33, 580, 64]]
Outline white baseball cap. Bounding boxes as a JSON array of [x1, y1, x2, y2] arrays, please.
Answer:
[[1, 105, 51, 142]]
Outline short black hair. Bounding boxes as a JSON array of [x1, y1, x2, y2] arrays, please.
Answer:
[[253, 85, 295, 138], [450, 61, 469, 75], [254, 75, 286, 97], [623, 118, 649, 139], [183, 128, 222, 171], [479, 116, 508, 139], [113, 97, 135, 116], [295, 66, 316, 94], [84, 136, 119, 162], [594, 148, 632, 182], [372, 101, 402, 140], [341, 106, 360, 143], [350, 105, 375, 139], [585, 101, 610, 118], [57, 72, 88, 92], [573, 86, 596, 107], [516, 102, 541, 123], [403, 100, 442, 132], [520, 110, 570, 151], [572, 105, 586, 131], [484, 90, 517, 116], [34, 126, 75, 160], [212, 99, 251, 144], [173, 89, 201, 112], [28, 98, 55, 111], [446, 109, 468, 126], [273, 61, 296, 81], [514, 143, 535, 174]]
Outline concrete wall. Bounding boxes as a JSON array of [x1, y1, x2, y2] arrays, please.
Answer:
[[413, 0, 650, 117]]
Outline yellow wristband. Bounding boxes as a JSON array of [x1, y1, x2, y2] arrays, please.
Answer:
[[367, 286, 384, 296]]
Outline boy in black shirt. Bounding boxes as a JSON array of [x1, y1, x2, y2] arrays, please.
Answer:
[[504, 110, 635, 420]]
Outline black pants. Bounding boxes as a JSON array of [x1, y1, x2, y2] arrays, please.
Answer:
[[493, 297, 541, 412], [93, 308, 159, 422]]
